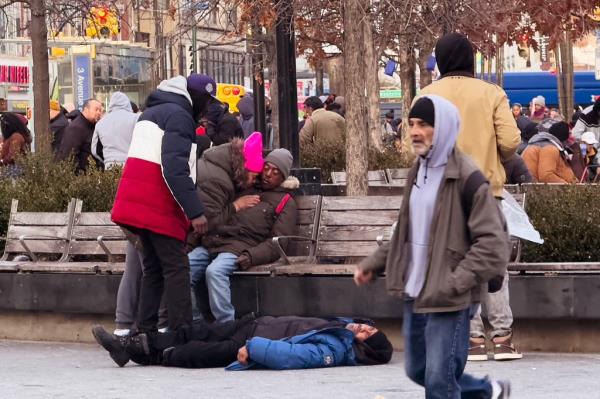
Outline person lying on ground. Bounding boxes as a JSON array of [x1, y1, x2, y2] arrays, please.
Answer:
[[92, 315, 393, 369]]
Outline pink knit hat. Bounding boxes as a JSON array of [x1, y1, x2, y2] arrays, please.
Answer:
[[243, 132, 264, 173]]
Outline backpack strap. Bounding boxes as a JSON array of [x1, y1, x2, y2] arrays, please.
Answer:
[[275, 193, 292, 215], [461, 170, 488, 218]]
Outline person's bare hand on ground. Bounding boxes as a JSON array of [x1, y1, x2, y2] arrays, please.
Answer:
[[354, 268, 375, 286], [237, 346, 249, 365], [234, 195, 260, 212]]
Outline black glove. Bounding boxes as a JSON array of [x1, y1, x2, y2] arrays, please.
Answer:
[[487, 275, 504, 293]]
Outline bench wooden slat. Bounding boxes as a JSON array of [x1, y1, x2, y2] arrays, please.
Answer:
[[331, 171, 388, 184], [317, 241, 380, 257], [319, 225, 392, 241], [296, 195, 320, 210], [0, 261, 19, 271], [509, 262, 600, 272], [5, 240, 67, 254], [11, 213, 70, 226], [75, 212, 114, 226], [96, 262, 126, 274], [18, 262, 98, 273], [274, 264, 356, 275], [321, 210, 399, 226], [7, 225, 70, 240], [322, 196, 402, 210], [297, 209, 316, 225], [71, 225, 125, 240], [68, 240, 128, 256]]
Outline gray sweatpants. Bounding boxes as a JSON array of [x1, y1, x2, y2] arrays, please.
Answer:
[[115, 241, 167, 330], [469, 271, 513, 339]]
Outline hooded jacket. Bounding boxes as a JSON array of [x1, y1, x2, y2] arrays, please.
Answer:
[[50, 111, 69, 154], [404, 95, 460, 298], [237, 93, 255, 139], [359, 95, 510, 313], [111, 76, 203, 241], [418, 34, 520, 197], [201, 176, 299, 267], [92, 92, 139, 168], [572, 101, 600, 141], [522, 132, 577, 183]]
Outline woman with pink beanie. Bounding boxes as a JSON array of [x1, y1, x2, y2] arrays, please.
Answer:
[[189, 132, 264, 322]]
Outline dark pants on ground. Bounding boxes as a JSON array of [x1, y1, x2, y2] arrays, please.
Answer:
[[151, 318, 255, 368], [136, 229, 192, 332], [403, 300, 493, 399]]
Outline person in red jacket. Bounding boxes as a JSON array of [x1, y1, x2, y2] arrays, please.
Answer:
[[111, 74, 213, 333]]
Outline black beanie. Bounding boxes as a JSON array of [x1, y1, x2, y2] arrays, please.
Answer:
[[435, 33, 475, 76], [408, 97, 435, 127], [353, 331, 393, 365], [549, 121, 570, 142]]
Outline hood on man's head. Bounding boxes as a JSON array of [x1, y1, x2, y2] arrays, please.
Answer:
[[353, 331, 393, 365], [434, 33, 474, 77], [414, 95, 461, 167], [108, 92, 133, 113], [157, 76, 193, 106]]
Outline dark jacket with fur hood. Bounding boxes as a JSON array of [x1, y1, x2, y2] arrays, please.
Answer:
[[195, 138, 249, 232], [202, 176, 299, 267]]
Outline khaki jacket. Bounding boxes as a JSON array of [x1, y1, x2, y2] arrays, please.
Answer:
[[418, 76, 521, 197], [359, 149, 510, 313], [521, 145, 577, 183], [299, 108, 345, 146]]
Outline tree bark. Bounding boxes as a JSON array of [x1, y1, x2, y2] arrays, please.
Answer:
[[343, 0, 368, 196], [265, 29, 279, 147], [30, 0, 51, 153], [562, 30, 574, 120], [315, 60, 324, 96], [399, 46, 416, 133], [363, 13, 382, 151], [495, 45, 504, 87]]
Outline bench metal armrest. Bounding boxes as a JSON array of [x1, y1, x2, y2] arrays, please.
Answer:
[[272, 235, 317, 265], [17, 235, 70, 262], [97, 236, 119, 262]]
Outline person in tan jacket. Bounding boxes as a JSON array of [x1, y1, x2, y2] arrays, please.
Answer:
[[417, 33, 522, 363], [418, 33, 520, 198], [522, 120, 577, 183], [299, 96, 345, 147]]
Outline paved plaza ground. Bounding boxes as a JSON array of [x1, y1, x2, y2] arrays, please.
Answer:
[[1, 340, 599, 398]]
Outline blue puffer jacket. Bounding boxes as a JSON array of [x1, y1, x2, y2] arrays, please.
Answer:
[[226, 327, 357, 371]]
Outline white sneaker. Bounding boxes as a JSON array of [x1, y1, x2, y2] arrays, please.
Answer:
[[113, 328, 130, 337]]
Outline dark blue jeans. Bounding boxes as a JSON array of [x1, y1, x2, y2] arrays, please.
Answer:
[[403, 300, 493, 399]]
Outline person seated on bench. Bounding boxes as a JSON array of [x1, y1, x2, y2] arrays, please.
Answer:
[[92, 315, 393, 369], [190, 148, 299, 323]]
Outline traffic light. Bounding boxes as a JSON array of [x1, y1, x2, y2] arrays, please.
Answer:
[[86, 7, 120, 39], [189, 45, 197, 73]]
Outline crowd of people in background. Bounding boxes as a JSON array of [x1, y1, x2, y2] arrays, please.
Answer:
[[512, 94, 600, 184]]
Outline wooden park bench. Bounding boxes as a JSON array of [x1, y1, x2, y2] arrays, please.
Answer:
[[0, 199, 77, 272], [385, 168, 410, 186]]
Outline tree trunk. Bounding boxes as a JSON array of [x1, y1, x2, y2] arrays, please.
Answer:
[[562, 30, 574, 120], [30, 0, 51, 153], [398, 45, 416, 160], [556, 41, 567, 119], [343, 0, 368, 196], [495, 45, 504, 87], [417, 51, 432, 89], [265, 30, 279, 147], [315, 60, 324, 96], [363, 13, 382, 151]]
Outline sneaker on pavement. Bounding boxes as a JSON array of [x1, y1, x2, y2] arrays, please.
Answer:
[[468, 337, 488, 361], [492, 334, 523, 360], [91, 325, 130, 367], [492, 379, 511, 399]]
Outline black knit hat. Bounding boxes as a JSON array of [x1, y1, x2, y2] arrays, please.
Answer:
[[549, 121, 569, 142], [408, 97, 435, 127], [353, 331, 393, 365]]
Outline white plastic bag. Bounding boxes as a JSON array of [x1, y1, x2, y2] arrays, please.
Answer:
[[502, 190, 544, 244]]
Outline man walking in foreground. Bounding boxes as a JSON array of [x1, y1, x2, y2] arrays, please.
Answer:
[[418, 33, 522, 361], [355, 96, 511, 398]]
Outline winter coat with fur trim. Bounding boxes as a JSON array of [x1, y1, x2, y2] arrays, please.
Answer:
[[201, 176, 299, 267]]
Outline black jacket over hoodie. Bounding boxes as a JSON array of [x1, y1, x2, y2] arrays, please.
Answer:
[[56, 113, 95, 173]]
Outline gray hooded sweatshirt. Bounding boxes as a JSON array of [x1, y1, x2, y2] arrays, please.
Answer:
[[405, 95, 461, 298], [92, 92, 139, 168]]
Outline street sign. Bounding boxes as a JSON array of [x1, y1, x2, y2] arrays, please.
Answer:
[[380, 89, 402, 99], [72, 53, 93, 110]]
